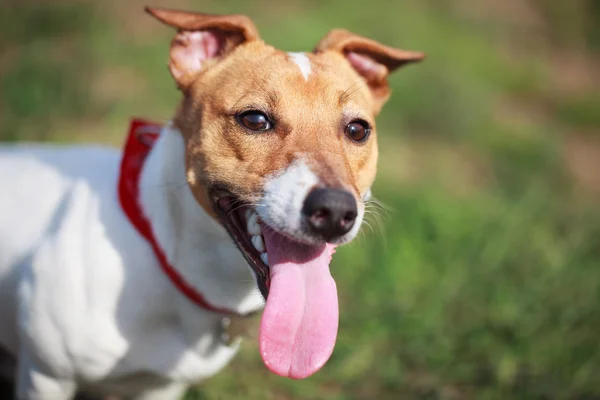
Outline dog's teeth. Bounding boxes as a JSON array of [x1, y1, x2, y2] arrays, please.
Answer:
[[251, 235, 265, 253], [260, 253, 269, 266], [247, 212, 261, 235], [244, 209, 252, 221]]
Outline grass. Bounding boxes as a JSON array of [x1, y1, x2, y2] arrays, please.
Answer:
[[2, 0, 600, 398]]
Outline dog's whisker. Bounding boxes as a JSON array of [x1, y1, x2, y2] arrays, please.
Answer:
[[364, 205, 390, 217], [365, 203, 392, 220], [226, 202, 260, 218], [353, 227, 365, 246], [367, 197, 395, 212], [365, 210, 391, 224], [342, 80, 369, 102], [340, 79, 364, 103], [363, 211, 387, 240], [361, 219, 375, 236]]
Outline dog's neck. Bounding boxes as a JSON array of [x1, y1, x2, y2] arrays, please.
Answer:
[[138, 122, 265, 315]]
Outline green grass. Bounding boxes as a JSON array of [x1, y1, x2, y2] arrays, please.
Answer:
[[2, 0, 600, 399]]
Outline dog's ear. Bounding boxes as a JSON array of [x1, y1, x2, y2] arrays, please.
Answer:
[[146, 7, 260, 89], [315, 29, 424, 113]]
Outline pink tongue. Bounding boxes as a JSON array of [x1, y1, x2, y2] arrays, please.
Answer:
[[259, 227, 338, 379]]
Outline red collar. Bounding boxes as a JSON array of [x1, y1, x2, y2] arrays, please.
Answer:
[[118, 119, 236, 315]]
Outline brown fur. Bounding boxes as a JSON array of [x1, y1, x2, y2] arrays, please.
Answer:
[[145, 7, 424, 218]]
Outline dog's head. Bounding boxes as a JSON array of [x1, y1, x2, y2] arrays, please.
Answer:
[[147, 6, 423, 379]]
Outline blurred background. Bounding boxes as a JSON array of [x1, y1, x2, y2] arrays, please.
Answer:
[[2, 0, 599, 398]]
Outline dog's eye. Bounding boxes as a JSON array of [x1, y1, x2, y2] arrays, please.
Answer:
[[345, 120, 371, 143], [237, 111, 273, 132]]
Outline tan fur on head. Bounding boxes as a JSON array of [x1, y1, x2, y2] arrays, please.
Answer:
[[315, 29, 426, 112], [146, 7, 424, 218]]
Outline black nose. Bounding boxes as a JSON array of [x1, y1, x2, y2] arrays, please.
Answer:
[[302, 188, 358, 241]]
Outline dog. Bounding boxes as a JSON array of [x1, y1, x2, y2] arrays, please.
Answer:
[[0, 7, 424, 399]]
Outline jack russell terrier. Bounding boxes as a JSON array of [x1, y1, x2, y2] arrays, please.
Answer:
[[0, 7, 424, 399]]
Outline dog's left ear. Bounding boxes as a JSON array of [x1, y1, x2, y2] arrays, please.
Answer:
[[146, 7, 260, 89], [315, 29, 424, 113]]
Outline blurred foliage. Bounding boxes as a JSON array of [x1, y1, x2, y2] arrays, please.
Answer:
[[1, 0, 600, 399]]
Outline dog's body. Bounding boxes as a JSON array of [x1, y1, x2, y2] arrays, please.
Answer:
[[0, 129, 259, 399], [0, 7, 423, 399]]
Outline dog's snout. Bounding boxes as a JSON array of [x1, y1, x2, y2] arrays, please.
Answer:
[[302, 188, 358, 241]]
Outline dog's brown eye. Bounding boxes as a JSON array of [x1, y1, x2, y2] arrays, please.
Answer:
[[345, 120, 371, 143], [237, 111, 272, 132]]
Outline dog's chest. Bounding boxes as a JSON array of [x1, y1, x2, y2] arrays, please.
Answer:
[[81, 333, 240, 397], [90, 314, 241, 392]]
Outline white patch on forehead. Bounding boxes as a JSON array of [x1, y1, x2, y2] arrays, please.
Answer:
[[287, 52, 311, 81]]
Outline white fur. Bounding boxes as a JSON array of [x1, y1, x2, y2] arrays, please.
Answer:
[[257, 159, 319, 243], [0, 124, 263, 399], [139, 124, 264, 315], [257, 159, 364, 245], [0, 128, 366, 398], [344, 196, 365, 245], [287, 52, 311, 81]]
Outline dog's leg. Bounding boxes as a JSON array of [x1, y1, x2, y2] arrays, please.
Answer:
[[16, 346, 76, 400], [135, 383, 187, 400]]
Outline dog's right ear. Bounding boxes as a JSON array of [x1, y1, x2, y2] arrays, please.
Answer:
[[145, 7, 260, 89]]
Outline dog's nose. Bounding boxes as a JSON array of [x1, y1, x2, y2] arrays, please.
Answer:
[[302, 188, 358, 241]]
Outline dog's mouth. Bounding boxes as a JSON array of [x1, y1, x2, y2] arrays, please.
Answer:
[[210, 188, 340, 379], [211, 190, 270, 299]]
